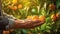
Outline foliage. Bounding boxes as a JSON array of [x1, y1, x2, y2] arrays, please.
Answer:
[[2, 0, 60, 34]]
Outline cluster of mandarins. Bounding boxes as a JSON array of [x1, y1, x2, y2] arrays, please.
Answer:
[[49, 3, 60, 21], [27, 13, 60, 23], [51, 13, 60, 21], [7, 0, 23, 11], [27, 15, 45, 23]]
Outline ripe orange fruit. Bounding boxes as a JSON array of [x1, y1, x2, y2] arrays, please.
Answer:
[[49, 4, 56, 11], [12, 0, 17, 4], [51, 14, 57, 21], [32, 15, 39, 21], [56, 13, 60, 18], [12, 6, 17, 10], [18, 4, 23, 9], [39, 15, 45, 22], [27, 16, 32, 19]]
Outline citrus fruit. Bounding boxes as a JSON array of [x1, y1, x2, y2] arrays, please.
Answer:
[[27, 16, 32, 19], [56, 13, 60, 18], [51, 14, 57, 21], [32, 15, 39, 21], [49, 4, 56, 11], [12, 6, 17, 10], [12, 0, 18, 4], [18, 4, 23, 9], [39, 15, 45, 22]]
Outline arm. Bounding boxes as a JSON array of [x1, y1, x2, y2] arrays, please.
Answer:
[[3, 12, 44, 29], [9, 19, 44, 29]]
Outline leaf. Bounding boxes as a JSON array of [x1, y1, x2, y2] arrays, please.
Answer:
[[21, 29, 28, 34], [46, 26, 51, 30], [40, 23, 46, 32], [46, 17, 52, 23], [41, 8, 46, 16]]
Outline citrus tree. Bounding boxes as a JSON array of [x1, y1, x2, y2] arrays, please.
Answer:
[[2, 0, 60, 34]]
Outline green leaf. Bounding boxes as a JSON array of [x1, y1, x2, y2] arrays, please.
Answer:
[[21, 29, 28, 34], [46, 26, 51, 30], [40, 23, 46, 32], [46, 17, 52, 23]]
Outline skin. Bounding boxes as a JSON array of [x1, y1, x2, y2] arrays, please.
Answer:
[[3, 20, 44, 34], [3, 11, 44, 29], [9, 19, 44, 29]]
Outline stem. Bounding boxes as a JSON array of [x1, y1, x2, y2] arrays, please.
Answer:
[[37, 5, 40, 14], [25, 7, 29, 17]]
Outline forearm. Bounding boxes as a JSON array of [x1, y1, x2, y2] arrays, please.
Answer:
[[12, 20, 34, 29], [2, 12, 44, 29], [9, 19, 43, 29]]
